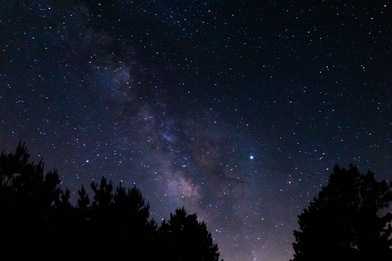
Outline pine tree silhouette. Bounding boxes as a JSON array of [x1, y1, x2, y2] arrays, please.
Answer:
[[110, 183, 157, 260], [158, 207, 223, 261], [77, 184, 90, 210], [292, 164, 392, 261], [1, 142, 224, 261], [0, 141, 65, 258], [91, 176, 113, 209]]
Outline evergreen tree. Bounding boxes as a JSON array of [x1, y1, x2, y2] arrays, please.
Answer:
[[77, 184, 90, 210], [87, 177, 157, 260], [1, 143, 223, 261], [292, 164, 392, 261], [0, 141, 65, 258], [90, 176, 113, 209], [111, 184, 157, 260], [158, 207, 222, 261], [0, 142, 62, 213]]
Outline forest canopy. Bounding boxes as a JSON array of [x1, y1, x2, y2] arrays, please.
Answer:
[[2, 142, 392, 261], [0, 142, 223, 261]]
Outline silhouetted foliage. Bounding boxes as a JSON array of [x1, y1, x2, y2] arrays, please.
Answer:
[[77, 184, 90, 209], [91, 176, 113, 209], [292, 164, 392, 261], [1, 142, 222, 260], [0, 141, 65, 258], [158, 207, 223, 261]]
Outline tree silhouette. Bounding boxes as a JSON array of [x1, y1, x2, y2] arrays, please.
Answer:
[[292, 164, 392, 261], [158, 207, 223, 261], [0, 141, 66, 258], [80, 177, 157, 260], [77, 184, 90, 209], [0, 142, 62, 212], [1, 142, 223, 261], [91, 176, 113, 209], [111, 183, 158, 260], [112, 183, 151, 227]]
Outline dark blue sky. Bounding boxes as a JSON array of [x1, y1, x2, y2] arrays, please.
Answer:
[[1, 1, 391, 260]]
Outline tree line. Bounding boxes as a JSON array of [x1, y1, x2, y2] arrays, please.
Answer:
[[0, 142, 222, 260], [1, 142, 392, 260]]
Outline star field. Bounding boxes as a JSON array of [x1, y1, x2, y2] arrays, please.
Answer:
[[1, 1, 392, 260]]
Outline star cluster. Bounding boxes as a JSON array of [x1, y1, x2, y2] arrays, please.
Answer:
[[1, 1, 392, 261]]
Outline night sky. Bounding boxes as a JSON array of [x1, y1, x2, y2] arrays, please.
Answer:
[[1, 1, 392, 260]]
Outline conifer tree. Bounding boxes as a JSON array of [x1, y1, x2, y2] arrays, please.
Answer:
[[292, 164, 392, 261], [77, 184, 90, 209], [90, 176, 113, 209], [158, 207, 222, 261], [1, 143, 223, 261], [0, 142, 65, 258]]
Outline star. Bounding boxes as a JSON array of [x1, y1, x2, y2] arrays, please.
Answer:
[[1, 2, 391, 261]]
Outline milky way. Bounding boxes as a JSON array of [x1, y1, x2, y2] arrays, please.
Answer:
[[1, 1, 392, 261]]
